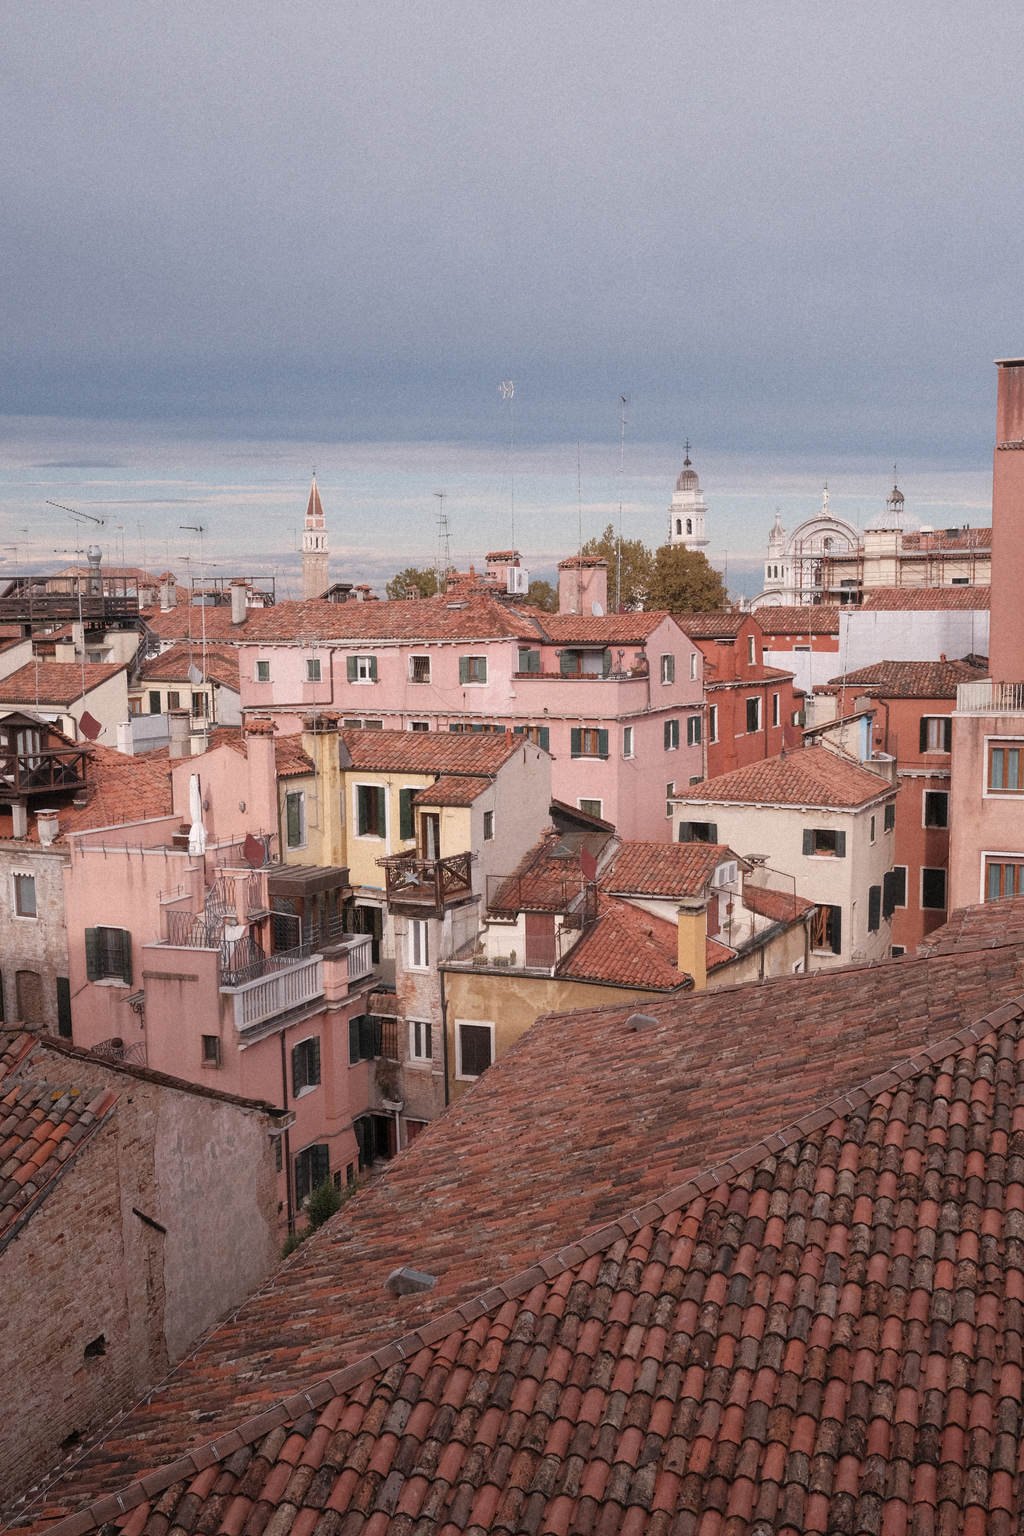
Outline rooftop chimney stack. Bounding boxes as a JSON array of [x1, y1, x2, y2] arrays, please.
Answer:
[[86, 545, 102, 597], [990, 359, 1024, 682], [230, 581, 247, 626]]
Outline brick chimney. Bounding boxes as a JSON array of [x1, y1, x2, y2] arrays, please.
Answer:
[[991, 359, 1024, 682], [676, 895, 708, 991]]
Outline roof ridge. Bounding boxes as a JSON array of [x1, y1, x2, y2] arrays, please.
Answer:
[[39, 990, 1024, 1536]]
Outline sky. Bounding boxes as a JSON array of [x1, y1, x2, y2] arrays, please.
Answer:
[[2, 4, 1022, 590]]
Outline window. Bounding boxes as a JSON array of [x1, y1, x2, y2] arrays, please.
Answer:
[[409, 919, 430, 969], [884, 803, 896, 832], [420, 812, 440, 859], [15, 971, 43, 1023], [457, 1021, 494, 1080], [772, 693, 780, 728], [285, 790, 306, 848], [921, 868, 947, 910], [255, 660, 270, 682], [459, 656, 487, 685], [746, 697, 762, 733], [525, 911, 557, 966], [128, 697, 143, 715], [409, 1019, 433, 1061], [678, 820, 718, 843], [513, 724, 550, 750], [349, 1014, 380, 1064], [409, 655, 431, 683], [867, 885, 881, 932], [883, 867, 907, 917], [686, 715, 701, 747], [921, 717, 952, 754], [664, 719, 680, 751], [167, 691, 180, 710], [709, 705, 718, 742], [794, 645, 811, 653], [411, 721, 429, 731], [686, 518, 692, 535], [870, 815, 876, 844], [191, 693, 207, 717], [306, 658, 322, 682], [202, 1035, 221, 1068], [149, 690, 161, 714], [747, 635, 756, 664], [660, 654, 675, 684], [85, 926, 132, 985], [578, 798, 603, 818], [811, 903, 842, 955], [294, 1143, 330, 1205], [988, 743, 1024, 792], [357, 784, 386, 837], [924, 791, 949, 829], [571, 728, 609, 758], [986, 858, 1024, 901], [291, 1035, 321, 1095], [622, 726, 633, 758], [891, 946, 906, 958], [802, 828, 846, 857], [666, 782, 674, 819], [347, 655, 378, 683], [690, 652, 698, 681], [13, 874, 36, 918], [517, 648, 540, 673], [483, 810, 494, 840], [56, 977, 72, 1039], [399, 787, 417, 841]]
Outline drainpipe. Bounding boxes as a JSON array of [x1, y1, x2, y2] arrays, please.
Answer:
[[279, 1029, 294, 1234], [439, 964, 450, 1107]]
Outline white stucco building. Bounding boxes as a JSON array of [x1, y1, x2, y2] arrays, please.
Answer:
[[668, 448, 709, 549]]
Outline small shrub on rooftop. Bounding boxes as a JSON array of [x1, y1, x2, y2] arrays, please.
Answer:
[[306, 1176, 343, 1231]]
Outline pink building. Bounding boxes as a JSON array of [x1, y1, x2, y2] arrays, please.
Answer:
[[232, 557, 706, 839]]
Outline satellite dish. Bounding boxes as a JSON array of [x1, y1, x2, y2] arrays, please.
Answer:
[[591, 601, 604, 616], [78, 711, 102, 741]]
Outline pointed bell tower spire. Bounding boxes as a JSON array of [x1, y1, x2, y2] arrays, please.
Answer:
[[302, 474, 329, 600]]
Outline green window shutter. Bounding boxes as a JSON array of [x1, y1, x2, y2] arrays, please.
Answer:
[[311, 1036, 321, 1085], [919, 717, 928, 752], [472, 722, 484, 732], [56, 978, 72, 1038], [560, 651, 575, 676], [707, 824, 718, 843], [570, 729, 582, 758], [538, 727, 549, 752], [291, 1042, 302, 1095], [346, 655, 357, 682], [678, 822, 692, 843], [368, 656, 378, 681], [513, 725, 525, 736], [85, 928, 100, 982], [835, 830, 846, 858], [349, 1018, 360, 1065], [528, 649, 540, 673], [943, 718, 952, 752], [598, 729, 609, 758], [375, 786, 386, 838], [449, 723, 461, 732], [884, 803, 895, 831], [802, 829, 814, 856], [830, 906, 842, 955], [459, 657, 470, 684], [312, 1144, 330, 1186], [664, 720, 672, 750], [121, 931, 132, 987], [602, 649, 612, 677], [359, 1015, 376, 1060], [399, 788, 415, 841], [868, 885, 881, 932]]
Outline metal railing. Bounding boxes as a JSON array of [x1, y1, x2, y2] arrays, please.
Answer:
[[378, 849, 474, 912], [222, 953, 324, 1030], [957, 680, 1024, 714], [221, 940, 313, 988]]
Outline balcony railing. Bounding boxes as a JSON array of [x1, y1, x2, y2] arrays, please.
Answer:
[[0, 747, 89, 796], [222, 953, 324, 1031], [378, 850, 475, 913], [957, 680, 1024, 714]]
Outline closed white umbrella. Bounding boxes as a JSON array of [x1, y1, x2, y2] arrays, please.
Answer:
[[189, 773, 207, 857]]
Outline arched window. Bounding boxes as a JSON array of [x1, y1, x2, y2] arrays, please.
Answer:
[[675, 520, 682, 535], [686, 519, 692, 535]]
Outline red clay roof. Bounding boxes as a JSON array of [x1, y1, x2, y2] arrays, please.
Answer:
[[139, 604, 253, 643], [555, 893, 686, 990], [411, 774, 491, 806], [859, 585, 991, 611], [674, 610, 754, 638], [0, 661, 127, 706], [0, 743, 172, 846], [240, 592, 545, 644], [900, 528, 991, 550], [490, 827, 616, 912], [26, 915, 1024, 1533], [754, 605, 842, 634], [601, 840, 729, 898], [556, 555, 607, 569], [821, 658, 988, 698], [273, 737, 315, 777], [338, 727, 522, 776], [541, 612, 673, 645], [673, 743, 894, 809], [741, 881, 817, 924], [136, 642, 241, 691], [705, 932, 736, 968]]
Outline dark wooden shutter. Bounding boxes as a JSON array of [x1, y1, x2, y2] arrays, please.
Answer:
[[706, 893, 720, 937], [459, 657, 471, 684], [375, 786, 386, 838], [312, 1144, 330, 1187], [85, 928, 101, 981], [291, 1041, 303, 1095], [346, 655, 357, 681], [286, 793, 302, 846], [678, 822, 692, 843], [560, 651, 575, 675], [399, 788, 415, 841], [359, 1015, 377, 1059], [598, 729, 609, 758], [919, 717, 928, 752], [311, 1036, 321, 1085], [354, 1117, 370, 1169], [349, 1018, 360, 1065], [943, 718, 952, 751], [570, 729, 582, 757], [538, 727, 549, 751], [835, 831, 846, 858], [882, 870, 898, 919], [664, 720, 672, 750], [368, 656, 378, 681], [460, 1024, 492, 1077], [706, 824, 718, 843], [830, 906, 842, 955], [120, 931, 132, 986], [885, 803, 895, 831], [603, 649, 612, 677], [802, 829, 814, 856], [868, 885, 881, 932], [56, 977, 72, 1039]]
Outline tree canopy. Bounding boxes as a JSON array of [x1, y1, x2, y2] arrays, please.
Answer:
[[579, 525, 654, 611], [526, 578, 558, 612], [385, 566, 453, 601], [646, 544, 728, 614]]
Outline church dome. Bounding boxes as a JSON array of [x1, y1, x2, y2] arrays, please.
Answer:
[[675, 449, 700, 492], [864, 481, 920, 533]]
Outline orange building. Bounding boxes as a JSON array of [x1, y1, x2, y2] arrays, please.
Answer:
[[677, 611, 801, 778]]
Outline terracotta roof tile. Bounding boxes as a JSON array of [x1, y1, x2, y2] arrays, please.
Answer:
[[0, 744, 172, 846], [554, 894, 686, 990], [820, 658, 988, 697], [673, 612, 751, 638], [273, 737, 315, 778], [672, 744, 894, 810], [754, 606, 841, 635], [24, 920, 1024, 1536], [137, 644, 241, 691], [0, 662, 128, 706], [410, 775, 491, 806], [858, 586, 991, 611], [139, 605, 254, 643], [900, 528, 991, 550], [741, 883, 816, 924], [490, 827, 616, 912], [540, 613, 674, 645], [600, 841, 729, 898], [240, 593, 544, 644], [338, 727, 521, 775], [705, 935, 735, 969]]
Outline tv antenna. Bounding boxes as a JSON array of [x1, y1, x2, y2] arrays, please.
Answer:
[[47, 501, 106, 702], [180, 524, 209, 718], [499, 381, 515, 551], [616, 396, 628, 612], [433, 492, 450, 592]]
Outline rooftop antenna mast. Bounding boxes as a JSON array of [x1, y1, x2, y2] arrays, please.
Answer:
[[47, 500, 105, 703], [180, 524, 208, 724], [499, 381, 515, 552], [577, 442, 584, 613], [616, 396, 628, 612], [433, 491, 450, 592]]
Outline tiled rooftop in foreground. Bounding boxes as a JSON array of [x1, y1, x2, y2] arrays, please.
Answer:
[[15, 898, 1024, 1535]]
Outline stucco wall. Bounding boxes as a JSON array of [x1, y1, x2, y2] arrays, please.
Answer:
[[837, 609, 990, 674], [949, 711, 1024, 909], [0, 844, 70, 1030]]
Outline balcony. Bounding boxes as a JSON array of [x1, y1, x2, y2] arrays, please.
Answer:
[[0, 746, 89, 797], [957, 680, 1024, 714], [378, 850, 475, 915], [0, 575, 140, 625], [222, 952, 324, 1031]]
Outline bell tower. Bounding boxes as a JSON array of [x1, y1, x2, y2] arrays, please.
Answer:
[[668, 445, 709, 548], [302, 475, 329, 601]]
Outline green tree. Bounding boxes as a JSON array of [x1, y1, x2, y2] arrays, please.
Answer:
[[306, 1175, 343, 1231], [526, 579, 558, 612], [579, 525, 654, 610], [385, 566, 454, 601], [646, 544, 728, 614]]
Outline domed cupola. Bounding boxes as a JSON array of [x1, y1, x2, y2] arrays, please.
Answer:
[[668, 442, 709, 548]]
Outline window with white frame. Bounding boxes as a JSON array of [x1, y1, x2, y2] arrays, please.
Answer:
[[746, 697, 762, 732], [459, 655, 488, 685], [13, 873, 36, 918], [660, 654, 675, 684], [254, 659, 270, 682], [772, 693, 780, 727], [409, 919, 430, 969], [622, 725, 633, 758], [689, 652, 698, 680], [347, 655, 378, 683], [709, 705, 718, 742], [409, 1019, 433, 1061], [747, 634, 756, 664], [483, 809, 494, 840], [456, 1020, 494, 1080], [356, 784, 386, 837], [285, 790, 306, 848], [666, 782, 674, 818], [664, 719, 679, 750], [409, 655, 431, 683], [686, 715, 701, 747], [306, 658, 321, 682], [578, 798, 603, 818]]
